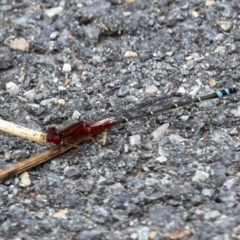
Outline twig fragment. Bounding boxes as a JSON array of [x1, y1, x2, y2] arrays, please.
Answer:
[[0, 119, 46, 143], [0, 133, 93, 181]]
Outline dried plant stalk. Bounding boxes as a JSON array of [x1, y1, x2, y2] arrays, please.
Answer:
[[0, 119, 46, 143], [0, 118, 115, 181], [0, 133, 93, 181]]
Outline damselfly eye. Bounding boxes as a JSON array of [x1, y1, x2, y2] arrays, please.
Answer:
[[46, 126, 62, 145]]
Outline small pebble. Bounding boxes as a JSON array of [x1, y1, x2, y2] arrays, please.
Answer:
[[202, 188, 214, 197], [64, 79, 71, 85], [192, 170, 209, 182], [191, 11, 199, 18], [217, 21, 231, 31], [58, 99, 65, 106], [195, 209, 204, 215], [58, 86, 67, 91], [204, 210, 220, 220], [4, 152, 11, 160], [126, 0, 135, 3], [72, 110, 81, 120], [118, 85, 129, 97], [180, 115, 190, 121], [40, 98, 58, 106], [231, 106, 240, 117], [6, 82, 20, 97], [177, 87, 186, 94], [124, 51, 138, 58], [209, 78, 216, 87], [223, 178, 237, 190], [124, 144, 130, 153], [145, 85, 158, 93], [53, 209, 68, 219], [205, 0, 215, 7], [155, 156, 168, 163], [62, 63, 72, 72], [151, 123, 169, 140], [49, 31, 59, 40], [19, 172, 31, 187], [24, 89, 36, 102], [189, 85, 201, 97], [77, 3, 83, 8], [45, 7, 63, 18], [64, 166, 80, 178], [129, 135, 141, 146], [149, 230, 157, 239], [10, 38, 29, 50], [214, 46, 225, 53], [130, 233, 138, 240], [168, 134, 186, 144]]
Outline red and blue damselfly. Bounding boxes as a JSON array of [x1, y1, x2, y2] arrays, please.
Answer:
[[47, 88, 238, 146]]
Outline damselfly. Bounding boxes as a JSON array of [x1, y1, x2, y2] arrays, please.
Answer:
[[47, 88, 237, 145]]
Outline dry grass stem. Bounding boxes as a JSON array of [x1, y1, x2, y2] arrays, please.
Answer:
[[0, 133, 94, 181], [0, 119, 46, 143]]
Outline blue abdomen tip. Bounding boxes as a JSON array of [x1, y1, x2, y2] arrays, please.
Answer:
[[216, 89, 231, 98]]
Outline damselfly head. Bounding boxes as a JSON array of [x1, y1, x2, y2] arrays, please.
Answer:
[[46, 125, 62, 145]]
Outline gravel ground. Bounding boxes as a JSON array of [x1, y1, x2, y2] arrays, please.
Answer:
[[1, 0, 240, 239]]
